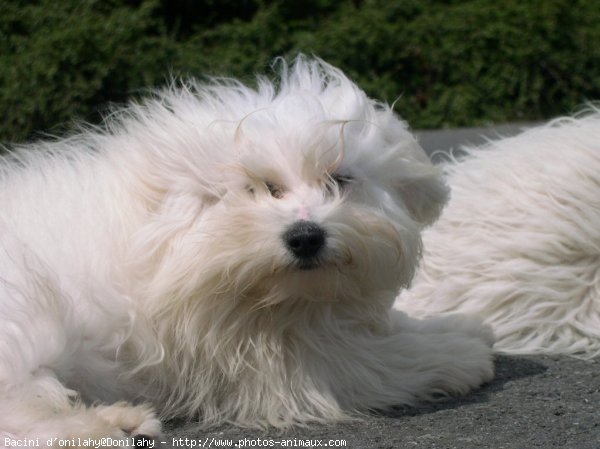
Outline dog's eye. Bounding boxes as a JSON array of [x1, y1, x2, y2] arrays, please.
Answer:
[[326, 173, 354, 195], [265, 181, 284, 199], [245, 181, 284, 199], [332, 174, 353, 189], [329, 173, 354, 192]]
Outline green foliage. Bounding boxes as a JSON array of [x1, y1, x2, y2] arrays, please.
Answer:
[[1, 0, 600, 142], [0, 0, 175, 141]]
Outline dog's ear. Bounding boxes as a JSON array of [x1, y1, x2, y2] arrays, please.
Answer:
[[396, 163, 449, 226], [374, 112, 449, 226]]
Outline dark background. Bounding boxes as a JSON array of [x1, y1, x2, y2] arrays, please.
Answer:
[[2, 0, 600, 142]]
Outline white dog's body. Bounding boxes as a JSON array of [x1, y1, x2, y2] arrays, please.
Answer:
[[0, 58, 493, 440], [397, 112, 600, 358]]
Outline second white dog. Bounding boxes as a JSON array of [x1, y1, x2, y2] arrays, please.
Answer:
[[397, 111, 600, 359]]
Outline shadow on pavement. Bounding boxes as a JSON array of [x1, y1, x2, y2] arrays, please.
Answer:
[[378, 354, 548, 419]]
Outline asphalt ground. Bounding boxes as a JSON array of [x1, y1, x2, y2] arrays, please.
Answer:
[[162, 124, 600, 449], [415, 123, 538, 160]]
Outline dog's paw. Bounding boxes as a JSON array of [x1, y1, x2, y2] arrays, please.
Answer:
[[2, 378, 161, 444], [95, 402, 162, 439], [41, 402, 163, 446], [434, 333, 495, 395], [443, 314, 495, 347], [416, 313, 496, 347]]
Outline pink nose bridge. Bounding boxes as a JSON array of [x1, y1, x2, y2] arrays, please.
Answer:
[[296, 204, 311, 221]]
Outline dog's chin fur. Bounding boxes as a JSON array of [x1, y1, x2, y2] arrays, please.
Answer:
[[0, 56, 494, 437]]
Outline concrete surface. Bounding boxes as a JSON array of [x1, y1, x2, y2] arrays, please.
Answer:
[[161, 125, 600, 449], [163, 355, 599, 449], [415, 123, 538, 160]]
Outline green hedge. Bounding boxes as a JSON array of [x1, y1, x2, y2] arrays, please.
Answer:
[[2, 0, 600, 142]]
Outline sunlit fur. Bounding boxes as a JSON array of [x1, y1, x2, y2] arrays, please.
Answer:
[[0, 56, 493, 439], [397, 110, 600, 359]]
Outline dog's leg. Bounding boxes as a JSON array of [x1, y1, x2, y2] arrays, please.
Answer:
[[392, 309, 496, 347], [328, 311, 495, 411], [0, 261, 162, 439], [0, 352, 161, 441], [0, 373, 161, 441], [382, 311, 495, 403]]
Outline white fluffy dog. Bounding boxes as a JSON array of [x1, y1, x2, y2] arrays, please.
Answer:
[[397, 111, 600, 358], [0, 57, 494, 440]]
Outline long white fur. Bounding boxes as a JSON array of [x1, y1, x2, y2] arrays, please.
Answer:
[[396, 111, 600, 358], [0, 56, 493, 440]]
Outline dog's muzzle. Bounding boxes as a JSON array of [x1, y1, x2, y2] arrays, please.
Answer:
[[283, 220, 326, 269]]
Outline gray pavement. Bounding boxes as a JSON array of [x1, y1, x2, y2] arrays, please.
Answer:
[[415, 123, 538, 160], [162, 125, 600, 449], [163, 355, 599, 449]]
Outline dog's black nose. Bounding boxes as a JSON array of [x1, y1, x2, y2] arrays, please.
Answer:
[[283, 220, 326, 261]]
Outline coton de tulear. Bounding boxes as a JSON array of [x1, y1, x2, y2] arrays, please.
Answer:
[[0, 57, 493, 441], [397, 111, 600, 359]]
